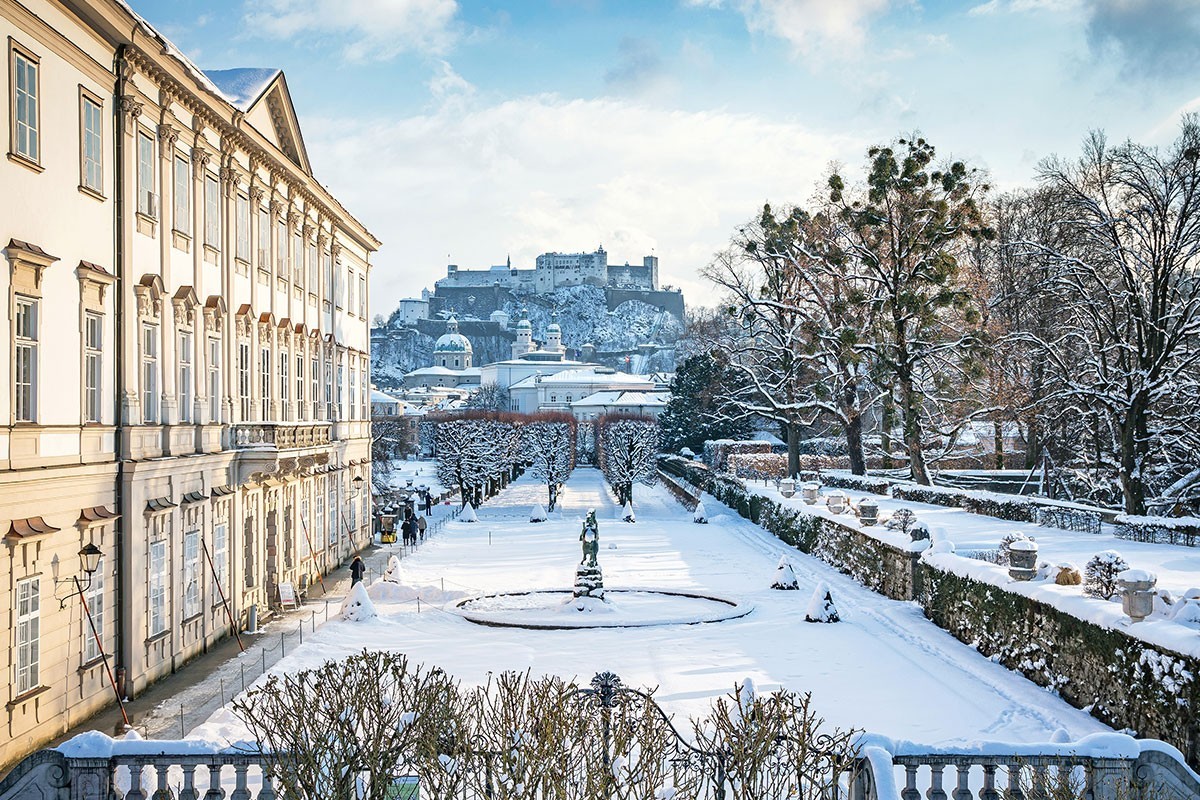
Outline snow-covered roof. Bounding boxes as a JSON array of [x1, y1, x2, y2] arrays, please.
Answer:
[[513, 367, 654, 387], [371, 389, 403, 404], [405, 366, 481, 378], [203, 68, 281, 112], [434, 333, 472, 353], [573, 390, 668, 408]]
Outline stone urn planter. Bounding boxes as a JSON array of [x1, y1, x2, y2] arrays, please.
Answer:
[[801, 482, 821, 505], [826, 491, 849, 514], [1117, 569, 1157, 622], [858, 498, 879, 526], [1007, 539, 1038, 581], [779, 478, 796, 498]]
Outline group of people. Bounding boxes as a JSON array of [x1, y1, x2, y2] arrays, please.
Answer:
[[401, 510, 427, 546]]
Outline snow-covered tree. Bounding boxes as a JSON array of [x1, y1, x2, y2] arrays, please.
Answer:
[[596, 414, 660, 505], [1084, 551, 1130, 600], [772, 557, 799, 590], [431, 412, 521, 508], [1020, 119, 1200, 514], [826, 136, 993, 484], [658, 352, 754, 454], [465, 382, 510, 411], [805, 582, 840, 622], [520, 412, 576, 511]]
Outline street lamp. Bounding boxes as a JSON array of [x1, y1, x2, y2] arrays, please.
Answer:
[[56, 542, 104, 608], [352, 475, 364, 496]]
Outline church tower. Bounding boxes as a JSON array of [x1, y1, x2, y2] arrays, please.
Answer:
[[511, 307, 533, 358], [546, 311, 563, 354]]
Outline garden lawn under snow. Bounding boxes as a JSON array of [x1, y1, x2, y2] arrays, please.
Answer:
[[190, 468, 1111, 749]]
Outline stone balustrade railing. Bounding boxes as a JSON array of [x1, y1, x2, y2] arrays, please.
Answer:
[[232, 422, 331, 450], [851, 734, 1200, 800], [3, 732, 1197, 800]]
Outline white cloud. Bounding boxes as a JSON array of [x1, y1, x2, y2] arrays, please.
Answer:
[[718, 0, 894, 59], [303, 94, 863, 312], [245, 0, 460, 61]]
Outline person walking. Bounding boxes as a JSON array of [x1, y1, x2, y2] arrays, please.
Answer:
[[417, 514, 427, 541], [350, 555, 366, 586]]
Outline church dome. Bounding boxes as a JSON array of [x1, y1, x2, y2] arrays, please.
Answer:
[[434, 316, 473, 354], [515, 307, 532, 330]]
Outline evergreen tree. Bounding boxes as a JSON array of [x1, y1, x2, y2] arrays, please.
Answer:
[[659, 353, 753, 453]]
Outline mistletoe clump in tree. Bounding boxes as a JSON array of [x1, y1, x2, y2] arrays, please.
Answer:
[[595, 413, 660, 506], [827, 136, 993, 484], [520, 411, 576, 512]]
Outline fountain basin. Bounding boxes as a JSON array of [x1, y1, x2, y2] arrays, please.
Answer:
[[452, 588, 752, 630]]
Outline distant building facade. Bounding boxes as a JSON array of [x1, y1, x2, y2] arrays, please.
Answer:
[[436, 247, 660, 295]]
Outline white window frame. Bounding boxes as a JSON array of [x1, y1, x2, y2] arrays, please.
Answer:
[[257, 207, 270, 271], [296, 354, 305, 422], [204, 174, 220, 247], [142, 322, 158, 423], [260, 346, 272, 421], [276, 219, 287, 274], [15, 296, 38, 422], [211, 522, 228, 604], [236, 194, 250, 262], [327, 478, 338, 546], [349, 365, 357, 421], [183, 529, 200, 620], [347, 268, 356, 315], [11, 44, 40, 163], [307, 241, 318, 290], [148, 538, 167, 636], [358, 273, 367, 318], [279, 349, 290, 422], [293, 230, 303, 287], [82, 560, 105, 662], [208, 336, 221, 423], [173, 154, 190, 234], [84, 311, 102, 423], [80, 90, 103, 192], [137, 131, 155, 217], [311, 356, 320, 420], [238, 339, 251, 420], [179, 330, 193, 423], [15, 576, 40, 693]]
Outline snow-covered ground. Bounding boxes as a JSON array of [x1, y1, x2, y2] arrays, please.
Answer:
[[191, 468, 1109, 748], [375, 459, 448, 500]]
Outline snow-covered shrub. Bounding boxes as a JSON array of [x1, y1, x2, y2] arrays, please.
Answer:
[[962, 494, 1037, 523], [340, 583, 378, 622], [797, 437, 847, 456], [382, 555, 403, 584], [1173, 599, 1200, 626], [597, 414, 659, 505], [728, 452, 787, 480], [1083, 551, 1130, 599], [820, 472, 894, 495], [772, 557, 799, 590], [693, 500, 708, 524], [529, 504, 548, 522], [998, 531, 1032, 566], [891, 484, 971, 509], [805, 583, 839, 623], [1034, 506, 1103, 534], [1113, 514, 1200, 547], [884, 508, 917, 534], [460, 503, 478, 523], [622, 501, 636, 523], [703, 439, 771, 471]]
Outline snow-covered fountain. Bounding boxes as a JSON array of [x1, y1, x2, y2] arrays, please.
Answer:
[[453, 508, 752, 629]]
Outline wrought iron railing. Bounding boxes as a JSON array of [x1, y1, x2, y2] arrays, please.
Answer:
[[2, 673, 1196, 800]]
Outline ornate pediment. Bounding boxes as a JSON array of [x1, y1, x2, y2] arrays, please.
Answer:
[[134, 274, 165, 318]]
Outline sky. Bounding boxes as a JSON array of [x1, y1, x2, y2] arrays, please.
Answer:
[[128, 0, 1200, 316]]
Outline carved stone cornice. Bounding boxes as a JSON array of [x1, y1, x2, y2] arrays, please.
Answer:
[[172, 285, 199, 324]]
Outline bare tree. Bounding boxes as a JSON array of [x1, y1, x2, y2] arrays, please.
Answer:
[[596, 414, 660, 505], [521, 412, 576, 511], [1023, 119, 1200, 513]]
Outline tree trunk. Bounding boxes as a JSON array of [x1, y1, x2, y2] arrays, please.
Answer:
[[993, 418, 1004, 471], [548, 482, 558, 512], [880, 393, 896, 470], [786, 422, 800, 478], [899, 374, 930, 485], [1120, 397, 1149, 515], [845, 412, 865, 476]]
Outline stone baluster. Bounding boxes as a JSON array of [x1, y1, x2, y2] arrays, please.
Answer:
[[203, 763, 226, 800], [258, 767, 278, 800], [926, 762, 948, 800], [124, 762, 148, 800], [1031, 764, 1048, 797], [1005, 763, 1025, 800], [952, 764, 972, 800], [178, 764, 199, 800], [902, 764, 921, 800], [978, 764, 1000, 800], [230, 763, 251, 800], [151, 762, 172, 800]]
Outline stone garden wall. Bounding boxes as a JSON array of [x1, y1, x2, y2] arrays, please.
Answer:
[[659, 457, 1200, 768]]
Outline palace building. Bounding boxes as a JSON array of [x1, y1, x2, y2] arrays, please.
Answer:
[[0, 0, 378, 769]]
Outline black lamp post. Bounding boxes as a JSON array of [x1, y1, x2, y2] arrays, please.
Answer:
[[58, 542, 104, 608]]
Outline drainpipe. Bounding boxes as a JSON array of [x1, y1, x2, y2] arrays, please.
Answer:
[[112, 43, 129, 706]]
